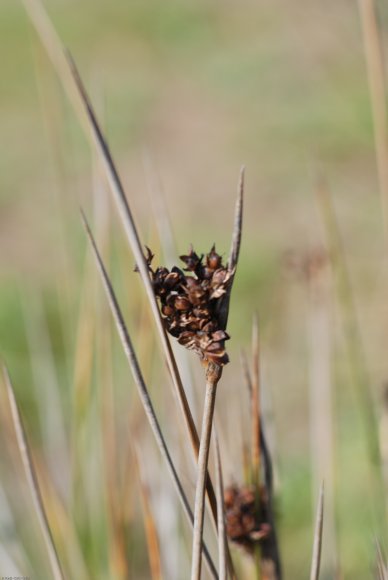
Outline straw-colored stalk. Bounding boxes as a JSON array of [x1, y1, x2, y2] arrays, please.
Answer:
[[191, 362, 222, 580], [215, 435, 227, 580]]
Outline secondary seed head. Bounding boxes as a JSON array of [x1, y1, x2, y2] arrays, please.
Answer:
[[224, 484, 271, 554]]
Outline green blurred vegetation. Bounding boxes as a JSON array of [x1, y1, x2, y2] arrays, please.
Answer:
[[0, 0, 387, 578]]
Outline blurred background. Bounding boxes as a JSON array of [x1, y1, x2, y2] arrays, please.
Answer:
[[1, 0, 388, 578]]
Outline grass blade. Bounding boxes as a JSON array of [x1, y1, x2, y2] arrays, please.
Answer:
[[1, 365, 65, 580], [310, 482, 324, 580], [81, 212, 217, 579], [228, 166, 245, 272]]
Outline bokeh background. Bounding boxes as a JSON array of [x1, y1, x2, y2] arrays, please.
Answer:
[[1, 0, 388, 578]]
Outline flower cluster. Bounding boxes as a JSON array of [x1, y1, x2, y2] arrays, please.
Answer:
[[146, 245, 233, 365], [224, 484, 271, 554]]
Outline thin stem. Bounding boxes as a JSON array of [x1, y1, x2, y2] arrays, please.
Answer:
[[215, 434, 227, 580], [191, 363, 222, 580], [251, 314, 261, 490], [310, 482, 324, 580], [251, 316, 261, 580], [2, 366, 65, 580], [218, 167, 245, 330]]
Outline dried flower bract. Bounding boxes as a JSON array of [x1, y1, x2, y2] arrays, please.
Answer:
[[142, 245, 233, 365], [224, 484, 271, 554]]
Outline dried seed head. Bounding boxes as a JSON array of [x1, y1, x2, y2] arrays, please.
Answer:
[[224, 484, 271, 554], [142, 245, 232, 365]]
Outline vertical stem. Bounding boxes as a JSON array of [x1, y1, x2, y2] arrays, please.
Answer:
[[251, 316, 261, 579], [251, 315, 261, 490], [307, 257, 337, 574], [191, 363, 221, 580], [215, 436, 227, 580]]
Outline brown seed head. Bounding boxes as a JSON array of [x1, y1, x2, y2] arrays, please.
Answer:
[[141, 245, 232, 365], [224, 484, 271, 554]]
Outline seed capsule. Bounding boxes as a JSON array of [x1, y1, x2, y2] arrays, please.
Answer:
[[206, 245, 222, 270], [174, 296, 191, 311]]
